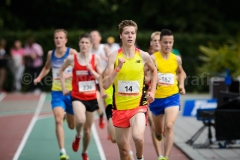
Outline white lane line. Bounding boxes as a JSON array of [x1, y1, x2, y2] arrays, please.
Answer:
[[91, 123, 106, 160], [0, 92, 6, 102], [37, 114, 53, 120], [12, 92, 46, 160]]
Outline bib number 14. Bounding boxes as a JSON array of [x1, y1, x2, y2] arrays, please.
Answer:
[[118, 80, 140, 96]]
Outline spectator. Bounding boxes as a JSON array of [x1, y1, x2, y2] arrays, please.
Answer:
[[0, 39, 8, 93], [106, 36, 120, 53], [24, 37, 43, 93], [10, 40, 25, 92]]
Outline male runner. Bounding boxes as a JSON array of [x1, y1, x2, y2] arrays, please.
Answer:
[[60, 33, 102, 160], [146, 31, 164, 160], [103, 20, 157, 160], [90, 30, 111, 129], [150, 29, 186, 160], [34, 29, 77, 160]]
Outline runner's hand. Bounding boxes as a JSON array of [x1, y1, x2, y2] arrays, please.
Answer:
[[86, 63, 93, 71], [34, 77, 41, 85], [62, 88, 70, 96], [179, 85, 186, 94], [101, 91, 108, 99], [117, 58, 126, 70], [146, 92, 154, 103]]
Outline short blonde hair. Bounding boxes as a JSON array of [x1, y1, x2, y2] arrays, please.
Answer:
[[151, 31, 161, 40], [54, 29, 68, 38]]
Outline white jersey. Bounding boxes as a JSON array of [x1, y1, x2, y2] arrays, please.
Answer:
[[109, 43, 120, 53], [90, 44, 107, 70]]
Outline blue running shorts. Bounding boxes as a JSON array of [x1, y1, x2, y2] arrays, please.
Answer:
[[149, 93, 180, 116], [51, 91, 74, 115]]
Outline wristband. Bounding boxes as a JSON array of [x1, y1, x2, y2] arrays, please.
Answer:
[[115, 68, 120, 72]]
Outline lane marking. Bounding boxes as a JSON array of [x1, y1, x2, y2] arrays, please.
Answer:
[[13, 93, 46, 160], [91, 123, 106, 160], [37, 114, 53, 120], [0, 92, 6, 102]]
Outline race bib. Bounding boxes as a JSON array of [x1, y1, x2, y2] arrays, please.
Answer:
[[52, 67, 72, 80], [118, 80, 140, 96], [65, 67, 72, 74], [157, 73, 175, 85], [52, 68, 60, 80], [78, 80, 96, 92]]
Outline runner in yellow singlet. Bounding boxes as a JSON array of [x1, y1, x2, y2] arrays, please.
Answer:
[[150, 29, 186, 160], [103, 20, 157, 160], [100, 70, 135, 160]]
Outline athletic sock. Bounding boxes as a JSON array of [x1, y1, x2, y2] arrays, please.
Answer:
[[129, 150, 133, 155], [158, 155, 163, 158], [60, 148, 66, 154]]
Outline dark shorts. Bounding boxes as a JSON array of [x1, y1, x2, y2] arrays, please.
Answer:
[[71, 97, 99, 112], [105, 104, 113, 120], [96, 83, 100, 92]]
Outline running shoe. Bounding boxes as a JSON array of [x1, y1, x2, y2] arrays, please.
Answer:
[[72, 136, 80, 152], [107, 134, 111, 140], [82, 153, 89, 160], [60, 152, 69, 160], [155, 133, 162, 141], [159, 156, 169, 160], [99, 114, 105, 129], [158, 155, 163, 160]]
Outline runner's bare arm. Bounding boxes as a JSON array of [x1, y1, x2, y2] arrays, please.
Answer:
[[87, 55, 101, 80], [141, 51, 157, 103], [59, 55, 74, 93], [34, 51, 52, 84], [69, 48, 78, 55], [99, 69, 108, 98], [150, 54, 156, 64], [102, 51, 118, 89], [176, 56, 186, 94], [104, 45, 111, 57]]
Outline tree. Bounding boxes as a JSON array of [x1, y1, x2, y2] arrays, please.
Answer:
[[198, 35, 240, 78]]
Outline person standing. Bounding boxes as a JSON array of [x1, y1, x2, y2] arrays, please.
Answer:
[[60, 33, 102, 160], [34, 29, 76, 160], [24, 37, 43, 93], [149, 29, 186, 160], [10, 40, 25, 92], [0, 39, 8, 93], [103, 20, 157, 160]]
